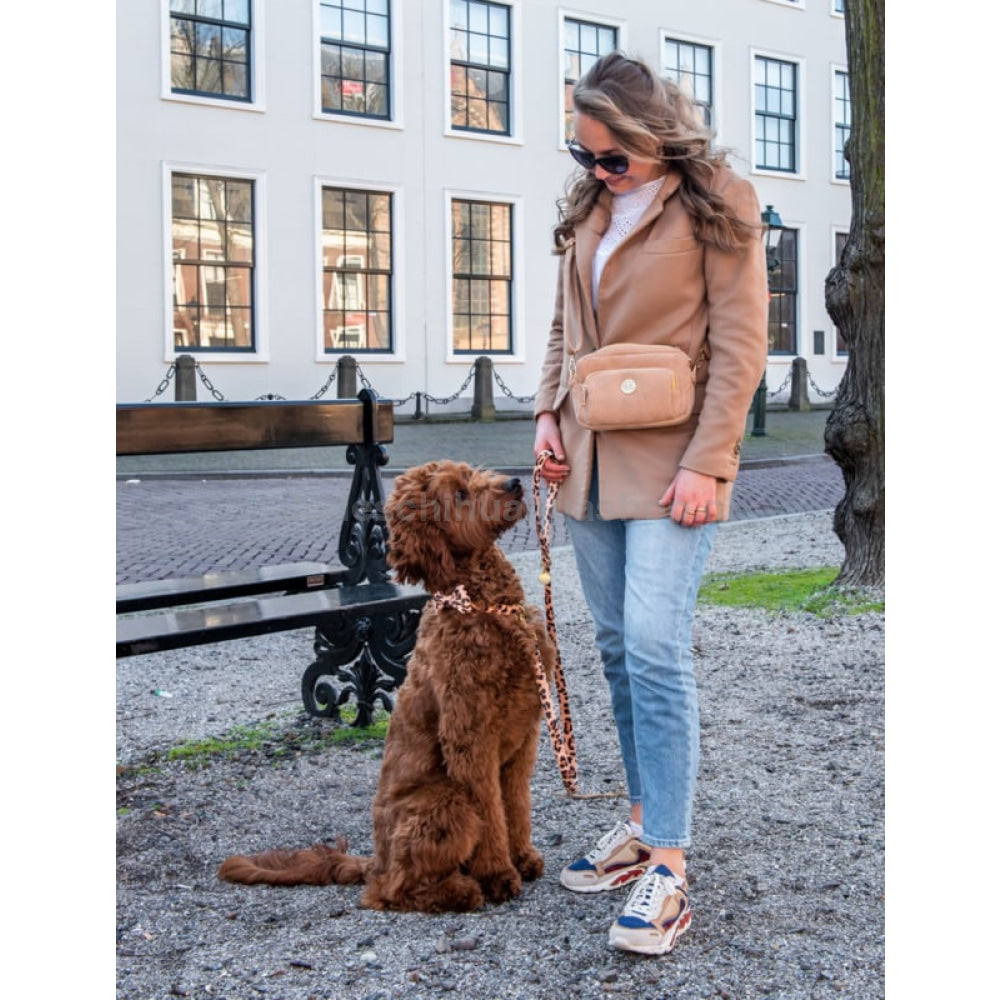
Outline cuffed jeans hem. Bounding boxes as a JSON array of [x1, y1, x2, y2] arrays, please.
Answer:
[[642, 837, 691, 850]]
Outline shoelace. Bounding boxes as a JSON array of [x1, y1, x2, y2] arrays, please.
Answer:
[[586, 820, 633, 861], [624, 868, 681, 920]]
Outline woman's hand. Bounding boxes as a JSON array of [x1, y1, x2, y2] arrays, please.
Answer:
[[660, 468, 718, 526], [533, 412, 570, 484]]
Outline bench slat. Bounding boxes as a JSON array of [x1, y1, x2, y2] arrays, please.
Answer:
[[116, 399, 395, 456], [117, 582, 428, 658], [116, 562, 348, 614]]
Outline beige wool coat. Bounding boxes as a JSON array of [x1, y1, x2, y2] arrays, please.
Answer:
[[534, 167, 769, 521]]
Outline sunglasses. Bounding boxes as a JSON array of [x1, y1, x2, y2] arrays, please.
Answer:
[[567, 140, 630, 175]]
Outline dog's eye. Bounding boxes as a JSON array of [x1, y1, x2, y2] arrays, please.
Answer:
[[455, 489, 467, 502]]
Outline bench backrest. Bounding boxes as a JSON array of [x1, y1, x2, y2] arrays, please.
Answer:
[[116, 392, 394, 456], [116, 389, 396, 586]]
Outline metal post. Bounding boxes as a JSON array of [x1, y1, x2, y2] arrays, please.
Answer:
[[174, 354, 197, 401], [751, 373, 767, 436], [470, 356, 496, 421], [336, 356, 357, 398], [414, 391, 423, 420]]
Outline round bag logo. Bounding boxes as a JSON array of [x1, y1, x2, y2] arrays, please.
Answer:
[[620, 378, 637, 395]]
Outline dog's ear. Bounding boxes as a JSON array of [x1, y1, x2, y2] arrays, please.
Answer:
[[384, 465, 458, 592]]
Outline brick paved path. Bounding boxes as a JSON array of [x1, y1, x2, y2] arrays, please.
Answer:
[[116, 458, 843, 584]]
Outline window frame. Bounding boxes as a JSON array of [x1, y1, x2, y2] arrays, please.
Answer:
[[766, 225, 799, 357], [557, 9, 625, 149], [312, 0, 403, 129], [758, 0, 806, 9], [160, 0, 267, 112], [751, 49, 806, 179], [659, 29, 719, 136], [162, 162, 269, 362], [443, 0, 523, 146], [314, 177, 403, 360], [832, 228, 849, 357], [444, 190, 524, 361], [831, 0, 845, 16], [832, 64, 851, 184]]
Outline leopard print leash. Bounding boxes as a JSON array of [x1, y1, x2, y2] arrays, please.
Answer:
[[532, 451, 621, 800]]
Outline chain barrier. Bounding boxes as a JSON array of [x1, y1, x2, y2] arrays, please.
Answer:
[[807, 372, 841, 399], [492, 367, 536, 404], [421, 362, 478, 405], [142, 355, 840, 411], [766, 370, 792, 399], [308, 363, 340, 400], [144, 363, 177, 402], [196, 364, 226, 401]]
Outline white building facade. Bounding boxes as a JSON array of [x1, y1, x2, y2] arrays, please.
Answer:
[[117, 0, 850, 408]]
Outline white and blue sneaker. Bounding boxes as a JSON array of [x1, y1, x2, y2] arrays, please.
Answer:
[[608, 863, 691, 955]]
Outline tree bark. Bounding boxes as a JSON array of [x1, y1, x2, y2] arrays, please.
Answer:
[[824, 0, 885, 587]]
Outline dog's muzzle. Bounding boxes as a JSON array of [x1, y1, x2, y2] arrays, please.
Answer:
[[502, 477, 523, 500]]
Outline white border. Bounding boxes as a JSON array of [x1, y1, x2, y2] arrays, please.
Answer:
[[758, 0, 805, 10], [750, 47, 807, 181], [443, 188, 525, 364], [658, 27, 723, 148], [830, 63, 850, 186], [161, 160, 269, 363], [312, 176, 406, 364], [556, 7, 628, 150], [443, 0, 524, 146], [159, 0, 267, 113], [312, 0, 404, 130], [830, 0, 845, 18]]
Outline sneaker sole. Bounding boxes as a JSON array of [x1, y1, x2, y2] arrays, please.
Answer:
[[559, 864, 650, 893], [608, 908, 692, 956]]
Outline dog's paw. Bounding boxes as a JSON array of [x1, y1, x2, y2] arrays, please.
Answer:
[[478, 866, 522, 903], [513, 848, 545, 881]]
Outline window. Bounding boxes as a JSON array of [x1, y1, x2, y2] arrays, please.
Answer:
[[662, 37, 714, 127], [767, 228, 797, 355], [319, 0, 391, 119], [834, 0, 845, 13], [171, 172, 255, 352], [754, 55, 798, 172], [321, 187, 393, 352], [449, 0, 511, 135], [834, 231, 849, 354], [451, 199, 512, 353], [562, 17, 618, 142], [834, 68, 851, 180], [169, 0, 252, 102]]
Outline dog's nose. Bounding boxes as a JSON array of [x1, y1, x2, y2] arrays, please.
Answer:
[[503, 477, 523, 498]]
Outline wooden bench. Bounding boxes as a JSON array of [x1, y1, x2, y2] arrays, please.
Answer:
[[116, 390, 429, 726]]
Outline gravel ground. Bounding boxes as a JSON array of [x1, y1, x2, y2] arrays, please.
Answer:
[[116, 511, 884, 1000]]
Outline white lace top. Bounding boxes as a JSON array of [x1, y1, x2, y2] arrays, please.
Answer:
[[592, 176, 666, 307]]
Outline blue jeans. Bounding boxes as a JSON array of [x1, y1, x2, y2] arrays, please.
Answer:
[[566, 475, 717, 849]]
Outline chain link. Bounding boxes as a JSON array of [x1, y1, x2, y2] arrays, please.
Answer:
[[807, 372, 840, 399], [144, 364, 177, 403], [308, 363, 340, 400], [766, 370, 792, 399], [421, 362, 477, 405], [196, 364, 226, 401], [492, 368, 536, 404]]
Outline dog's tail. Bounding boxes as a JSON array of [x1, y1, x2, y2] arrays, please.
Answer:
[[218, 837, 369, 887]]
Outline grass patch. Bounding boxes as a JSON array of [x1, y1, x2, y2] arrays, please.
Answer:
[[699, 566, 884, 617], [163, 708, 390, 768]]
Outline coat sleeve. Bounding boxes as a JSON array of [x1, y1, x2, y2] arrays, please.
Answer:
[[534, 254, 567, 418], [679, 175, 769, 482]]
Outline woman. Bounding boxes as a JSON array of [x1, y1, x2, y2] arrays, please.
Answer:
[[533, 51, 768, 956]]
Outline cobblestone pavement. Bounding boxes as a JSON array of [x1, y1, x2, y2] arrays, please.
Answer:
[[116, 456, 843, 584]]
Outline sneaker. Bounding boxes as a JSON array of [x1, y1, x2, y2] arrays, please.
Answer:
[[559, 820, 652, 893], [608, 864, 691, 955]]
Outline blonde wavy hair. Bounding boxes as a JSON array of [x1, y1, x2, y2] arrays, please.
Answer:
[[554, 51, 759, 254]]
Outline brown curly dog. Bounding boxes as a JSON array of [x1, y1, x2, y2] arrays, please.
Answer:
[[218, 460, 556, 913]]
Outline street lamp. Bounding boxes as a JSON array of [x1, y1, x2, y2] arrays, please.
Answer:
[[760, 204, 784, 273]]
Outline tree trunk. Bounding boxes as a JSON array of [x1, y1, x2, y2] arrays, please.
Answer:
[[824, 0, 885, 587]]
